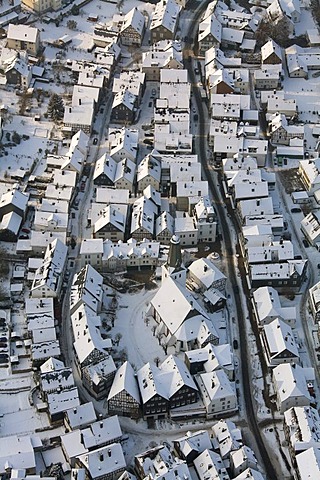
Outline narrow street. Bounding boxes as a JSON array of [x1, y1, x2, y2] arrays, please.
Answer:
[[183, 1, 279, 478]]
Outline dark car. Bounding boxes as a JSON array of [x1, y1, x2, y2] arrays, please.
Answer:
[[291, 207, 301, 213], [303, 239, 309, 248], [233, 339, 239, 350], [19, 234, 29, 240], [93, 137, 98, 145], [22, 228, 30, 233]]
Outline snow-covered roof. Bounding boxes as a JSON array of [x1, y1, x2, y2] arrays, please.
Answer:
[[211, 419, 243, 459], [273, 363, 311, 407], [296, 447, 320, 480], [173, 430, 212, 458], [108, 361, 141, 404], [70, 265, 103, 314], [261, 39, 282, 62], [0, 187, 29, 214], [77, 443, 126, 479], [7, 23, 39, 43], [188, 257, 226, 290], [121, 7, 145, 36], [253, 286, 296, 325], [94, 204, 126, 234], [194, 449, 229, 480], [151, 276, 208, 336], [197, 369, 236, 404], [31, 239, 68, 296], [65, 402, 97, 430], [47, 386, 80, 416], [263, 318, 299, 362], [137, 362, 169, 403], [137, 154, 161, 183], [0, 435, 36, 473], [284, 406, 320, 451], [81, 415, 122, 450], [0, 211, 21, 235], [71, 304, 112, 365], [150, 0, 180, 35]]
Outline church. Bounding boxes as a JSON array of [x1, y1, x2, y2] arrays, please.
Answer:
[[148, 235, 219, 353]]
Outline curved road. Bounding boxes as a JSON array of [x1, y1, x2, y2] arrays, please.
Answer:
[[183, 1, 278, 478]]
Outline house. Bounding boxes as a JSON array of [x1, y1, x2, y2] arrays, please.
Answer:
[[198, 15, 222, 55], [301, 212, 320, 247], [249, 259, 307, 290], [93, 154, 117, 186], [76, 443, 126, 480], [21, 0, 63, 13], [150, 0, 181, 44], [6, 24, 40, 55], [296, 448, 320, 480], [207, 68, 234, 95], [159, 355, 198, 410], [230, 446, 258, 477], [62, 130, 89, 175], [252, 286, 296, 327], [309, 280, 320, 323], [102, 238, 160, 272], [107, 361, 141, 418], [82, 355, 117, 399], [113, 71, 145, 107], [31, 239, 68, 298], [261, 318, 300, 367], [136, 362, 169, 418], [268, 113, 304, 145], [254, 65, 282, 90], [130, 196, 157, 241], [93, 205, 126, 242], [69, 264, 103, 315], [142, 41, 183, 81], [284, 406, 320, 459], [108, 127, 139, 162], [0, 0, 21, 28], [299, 158, 320, 194], [155, 211, 175, 244], [185, 343, 234, 380], [261, 39, 282, 64], [187, 257, 226, 293], [272, 363, 313, 413], [64, 402, 97, 432], [212, 419, 243, 460], [80, 239, 104, 270], [111, 90, 136, 125], [0, 435, 37, 475], [196, 369, 238, 417], [71, 305, 112, 368], [1, 51, 32, 88], [63, 103, 94, 136], [135, 445, 188, 480], [120, 7, 145, 46], [136, 154, 161, 193], [0, 187, 29, 220], [0, 211, 22, 241], [173, 430, 212, 464], [194, 449, 229, 480], [137, 356, 198, 418]]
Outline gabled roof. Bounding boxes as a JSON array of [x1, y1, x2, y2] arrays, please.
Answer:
[[188, 257, 226, 289], [108, 361, 141, 404], [150, 0, 181, 34], [150, 276, 208, 335], [121, 7, 145, 36]]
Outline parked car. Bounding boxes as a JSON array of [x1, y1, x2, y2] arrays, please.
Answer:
[[303, 239, 309, 248], [21, 228, 30, 233], [93, 137, 98, 145], [233, 339, 239, 349], [151, 88, 156, 96], [291, 207, 301, 213]]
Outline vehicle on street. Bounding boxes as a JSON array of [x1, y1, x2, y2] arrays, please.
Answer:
[[291, 207, 301, 213]]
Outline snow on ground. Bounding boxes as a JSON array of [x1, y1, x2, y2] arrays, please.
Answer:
[[111, 286, 167, 370]]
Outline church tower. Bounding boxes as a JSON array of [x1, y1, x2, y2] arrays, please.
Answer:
[[161, 235, 186, 287]]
